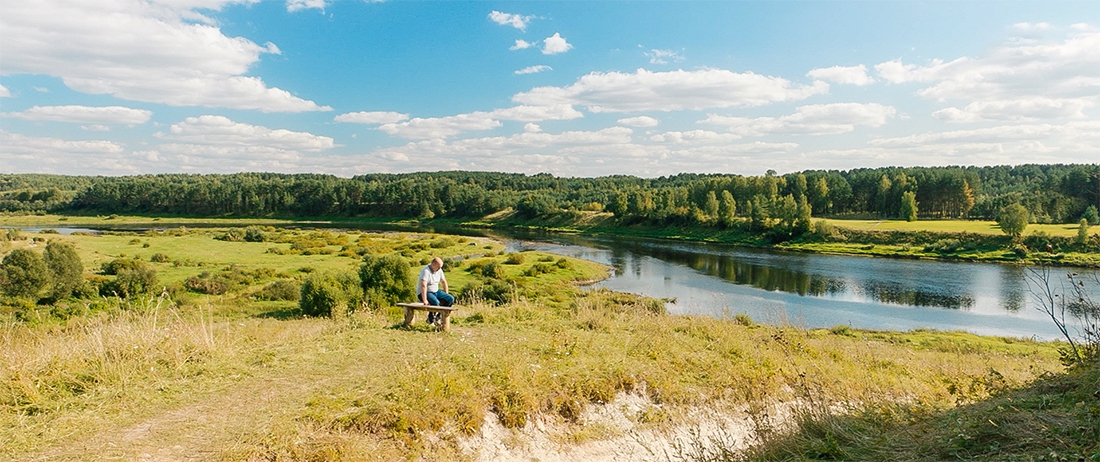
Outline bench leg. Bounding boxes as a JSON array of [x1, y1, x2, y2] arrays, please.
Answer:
[[403, 307, 415, 327], [440, 311, 451, 332]]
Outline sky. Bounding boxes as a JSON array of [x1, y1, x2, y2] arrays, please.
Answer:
[[0, 1, 1097, 178]]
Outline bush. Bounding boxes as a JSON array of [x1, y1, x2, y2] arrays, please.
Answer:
[[997, 203, 1029, 237], [554, 258, 572, 270], [300, 271, 360, 317], [101, 258, 145, 275], [44, 241, 83, 300], [184, 272, 230, 295], [481, 261, 506, 279], [923, 239, 964, 253], [254, 279, 300, 301], [523, 262, 556, 277], [359, 254, 414, 308], [1, 248, 49, 300], [429, 237, 455, 248], [150, 253, 171, 263], [459, 279, 514, 305], [101, 264, 158, 298], [220, 228, 245, 242], [505, 253, 526, 265], [244, 226, 266, 242]]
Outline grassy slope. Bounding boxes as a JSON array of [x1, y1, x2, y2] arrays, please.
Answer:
[[0, 227, 1085, 461]]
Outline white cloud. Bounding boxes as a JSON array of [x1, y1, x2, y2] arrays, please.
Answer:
[[489, 11, 532, 31], [874, 30, 1100, 121], [524, 123, 542, 133], [701, 103, 896, 136], [334, 111, 410, 124], [0, 85, 9, 97], [617, 116, 659, 127], [515, 65, 552, 75], [806, 65, 874, 86], [3, 105, 152, 125], [157, 115, 334, 152], [287, 0, 325, 12], [649, 130, 741, 144], [376, 105, 581, 139], [514, 68, 829, 113], [510, 39, 535, 50], [378, 113, 502, 139], [542, 33, 573, 55], [1012, 22, 1051, 32], [0, 0, 330, 113], [644, 49, 684, 64], [0, 130, 137, 174]]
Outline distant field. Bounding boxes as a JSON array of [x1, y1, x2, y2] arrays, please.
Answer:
[[826, 218, 1088, 237]]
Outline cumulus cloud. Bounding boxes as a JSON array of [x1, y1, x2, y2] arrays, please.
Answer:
[[157, 115, 334, 152], [806, 65, 874, 86], [287, 0, 325, 12], [334, 111, 410, 124], [1012, 22, 1052, 32], [644, 49, 684, 64], [874, 30, 1100, 122], [701, 103, 896, 136], [3, 105, 152, 125], [649, 130, 741, 144], [376, 105, 582, 139], [542, 33, 573, 55], [489, 11, 532, 31], [0, 130, 137, 174], [0, 85, 10, 97], [617, 116, 659, 127], [514, 68, 829, 113], [0, 0, 330, 113], [510, 39, 535, 50], [515, 65, 552, 75]]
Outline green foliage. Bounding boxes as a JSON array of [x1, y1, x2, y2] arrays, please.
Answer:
[[1083, 205, 1099, 225], [1079, 219, 1091, 246], [100, 258, 146, 275], [300, 271, 360, 317], [150, 253, 170, 263], [997, 203, 1030, 237], [184, 271, 231, 295], [244, 226, 266, 242], [1, 248, 50, 300], [504, 252, 525, 265], [481, 261, 506, 279], [358, 254, 413, 309], [220, 228, 245, 242], [900, 191, 918, 222], [101, 263, 158, 298], [44, 241, 83, 300], [254, 279, 301, 301]]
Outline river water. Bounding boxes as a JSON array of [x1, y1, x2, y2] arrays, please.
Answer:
[[19, 225, 1098, 340]]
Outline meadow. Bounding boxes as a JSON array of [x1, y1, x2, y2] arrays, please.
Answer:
[[1, 224, 1094, 460]]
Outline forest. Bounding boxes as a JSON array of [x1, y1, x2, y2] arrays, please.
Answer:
[[1, 165, 1097, 229]]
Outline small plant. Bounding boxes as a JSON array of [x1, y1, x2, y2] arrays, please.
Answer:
[[150, 253, 171, 263], [504, 253, 526, 265], [481, 261, 506, 279]]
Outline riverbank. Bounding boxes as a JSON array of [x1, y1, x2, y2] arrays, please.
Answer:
[[5, 212, 1099, 267]]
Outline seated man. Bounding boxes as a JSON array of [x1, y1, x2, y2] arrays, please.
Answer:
[[418, 257, 454, 324]]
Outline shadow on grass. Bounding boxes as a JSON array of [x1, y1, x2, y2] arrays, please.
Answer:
[[725, 362, 1100, 462], [252, 307, 303, 320]]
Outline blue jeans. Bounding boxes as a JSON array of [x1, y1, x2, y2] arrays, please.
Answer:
[[424, 290, 454, 323]]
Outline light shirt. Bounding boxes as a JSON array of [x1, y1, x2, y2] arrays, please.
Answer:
[[417, 265, 445, 295]]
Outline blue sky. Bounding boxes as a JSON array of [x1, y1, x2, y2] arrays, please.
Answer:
[[1, 0, 1096, 177]]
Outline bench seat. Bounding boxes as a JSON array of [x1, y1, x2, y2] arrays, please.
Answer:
[[397, 303, 458, 331]]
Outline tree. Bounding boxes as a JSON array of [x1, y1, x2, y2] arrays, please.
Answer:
[[301, 271, 361, 317], [1083, 205, 1099, 226], [704, 190, 719, 219], [900, 191, 918, 222], [0, 248, 49, 300], [795, 195, 813, 235], [997, 203, 1030, 237], [718, 190, 737, 227], [1079, 219, 1090, 246], [44, 241, 83, 299], [359, 254, 413, 308]]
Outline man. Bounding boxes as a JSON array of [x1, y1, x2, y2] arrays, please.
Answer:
[[418, 257, 454, 324]]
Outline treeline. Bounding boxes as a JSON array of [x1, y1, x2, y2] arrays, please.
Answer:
[[1, 165, 1097, 226]]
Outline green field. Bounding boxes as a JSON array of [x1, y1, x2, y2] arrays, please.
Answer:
[[1, 224, 1095, 460], [826, 218, 1090, 237]]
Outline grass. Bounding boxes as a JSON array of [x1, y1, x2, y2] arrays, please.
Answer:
[[826, 218, 1089, 238], [0, 220, 1093, 460]]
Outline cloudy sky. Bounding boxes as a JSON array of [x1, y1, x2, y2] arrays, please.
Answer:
[[0, 1, 1096, 177]]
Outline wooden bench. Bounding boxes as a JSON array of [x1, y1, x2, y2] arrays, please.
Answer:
[[397, 303, 459, 331]]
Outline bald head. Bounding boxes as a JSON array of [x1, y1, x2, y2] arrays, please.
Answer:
[[429, 257, 444, 271]]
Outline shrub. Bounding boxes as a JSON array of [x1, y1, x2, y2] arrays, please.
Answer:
[[300, 271, 360, 317], [150, 253, 171, 263], [359, 254, 413, 309], [523, 262, 556, 277], [554, 258, 572, 270], [481, 261, 506, 279], [459, 279, 514, 305], [44, 241, 83, 300], [101, 264, 158, 298], [0, 248, 49, 300], [184, 272, 230, 295], [429, 237, 455, 248], [244, 226, 266, 242], [505, 253, 526, 265], [255, 279, 301, 301], [101, 258, 145, 275], [924, 239, 963, 253], [220, 228, 245, 242]]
